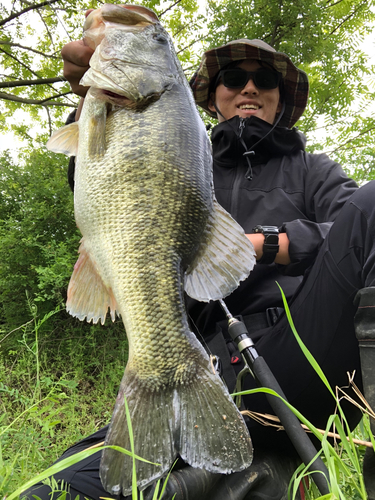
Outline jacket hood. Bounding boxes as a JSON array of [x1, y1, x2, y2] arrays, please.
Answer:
[[211, 116, 307, 167]]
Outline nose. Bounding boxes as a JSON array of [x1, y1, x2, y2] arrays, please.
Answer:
[[241, 77, 259, 95]]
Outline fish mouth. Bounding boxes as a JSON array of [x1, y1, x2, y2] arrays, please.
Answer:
[[84, 4, 158, 33], [102, 90, 132, 104], [101, 4, 159, 25], [83, 4, 159, 51], [101, 89, 161, 110]]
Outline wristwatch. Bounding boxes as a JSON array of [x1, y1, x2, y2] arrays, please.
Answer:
[[253, 225, 279, 265]]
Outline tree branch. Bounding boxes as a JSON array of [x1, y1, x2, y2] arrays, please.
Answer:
[[269, 20, 281, 47], [0, 47, 41, 79], [38, 91, 72, 103], [173, 25, 186, 37], [47, 3, 73, 41], [0, 91, 76, 107], [302, 96, 332, 134], [0, 0, 61, 27], [160, 0, 183, 18], [0, 41, 58, 59], [326, 1, 367, 38], [0, 76, 66, 88], [323, 0, 345, 9], [45, 105, 53, 136], [330, 125, 375, 153], [36, 8, 55, 49], [312, 105, 369, 131], [176, 36, 205, 55], [0, 38, 72, 102], [182, 65, 195, 73], [0, 72, 18, 79]]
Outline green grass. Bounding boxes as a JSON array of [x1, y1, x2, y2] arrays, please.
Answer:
[[0, 295, 374, 500], [276, 284, 371, 499], [0, 300, 128, 497]]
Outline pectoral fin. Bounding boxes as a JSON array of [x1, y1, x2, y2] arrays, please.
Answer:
[[88, 102, 107, 157], [185, 200, 256, 302], [67, 239, 118, 325], [46, 122, 79, 156]]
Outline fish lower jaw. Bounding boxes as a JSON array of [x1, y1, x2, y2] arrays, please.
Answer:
[[101, 89, 161, 110], [102, 90, 133, 106]]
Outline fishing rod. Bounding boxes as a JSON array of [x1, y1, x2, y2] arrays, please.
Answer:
[[218, 299, 331, 497]]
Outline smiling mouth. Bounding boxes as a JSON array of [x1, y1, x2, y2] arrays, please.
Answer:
[[238, 104, 260, 110]]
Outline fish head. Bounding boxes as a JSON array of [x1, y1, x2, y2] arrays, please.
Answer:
[[81, 4, 183, 108]]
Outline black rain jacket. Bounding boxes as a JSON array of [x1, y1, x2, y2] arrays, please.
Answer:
[[186, 115, 358, 336]]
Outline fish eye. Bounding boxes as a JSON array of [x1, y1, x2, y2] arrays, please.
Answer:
[[152, 33, 167, 44]]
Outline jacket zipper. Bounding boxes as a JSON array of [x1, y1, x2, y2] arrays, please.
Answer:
[[230, 118, 247, 218], [238, 117, 245, 138]]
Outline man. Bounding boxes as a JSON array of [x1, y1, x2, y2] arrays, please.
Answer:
[[23, 29, 375, 500], [187, 38, 375, 498]]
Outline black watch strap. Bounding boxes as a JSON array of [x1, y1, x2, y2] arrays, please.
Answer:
[[253, 225, 279, 265]]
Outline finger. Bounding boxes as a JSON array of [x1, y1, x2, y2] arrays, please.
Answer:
[[61, 40, 94, 97], [61, 40, 94, 68]]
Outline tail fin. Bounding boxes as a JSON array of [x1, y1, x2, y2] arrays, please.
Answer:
[[99, 349, 252, 496]]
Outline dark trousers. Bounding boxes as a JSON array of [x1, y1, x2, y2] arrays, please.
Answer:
[[241, 181, 374, 449], [22, 181, 375, 499]]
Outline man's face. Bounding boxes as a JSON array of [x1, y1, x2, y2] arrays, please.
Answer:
[[208, 59, 282, 124]]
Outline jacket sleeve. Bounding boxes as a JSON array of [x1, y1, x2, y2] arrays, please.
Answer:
[[278, 153, 358, 276]]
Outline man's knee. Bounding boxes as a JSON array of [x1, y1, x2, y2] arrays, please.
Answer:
[[348, 180, 375, 219]]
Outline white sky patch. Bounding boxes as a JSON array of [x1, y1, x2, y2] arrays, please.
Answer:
[[0, 0, 80, 157], [1, 108, 33, 159]]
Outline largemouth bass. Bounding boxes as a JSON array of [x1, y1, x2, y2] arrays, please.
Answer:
[[47, 4, 256, 495]]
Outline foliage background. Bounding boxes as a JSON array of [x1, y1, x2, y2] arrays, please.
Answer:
[[0, 0, 375, 495]]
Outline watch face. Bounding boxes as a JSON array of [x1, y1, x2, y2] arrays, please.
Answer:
[[264, 234, 279, 245]]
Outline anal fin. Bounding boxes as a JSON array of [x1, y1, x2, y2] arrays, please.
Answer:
[[67, 239, 118, 324]]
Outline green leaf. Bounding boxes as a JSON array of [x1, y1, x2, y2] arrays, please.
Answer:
[[276, 282, 336, 399], [8, 444, 156, 500]]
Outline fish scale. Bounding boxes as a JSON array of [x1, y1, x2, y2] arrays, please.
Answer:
[[75, 94, 209, 382], [46, 3, 256, 496]]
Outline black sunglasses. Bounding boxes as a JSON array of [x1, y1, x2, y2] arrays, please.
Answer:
[[216, 67, 282, 90]]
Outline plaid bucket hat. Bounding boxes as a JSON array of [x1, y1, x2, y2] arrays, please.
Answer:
[[190, 39, 309, 129]]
